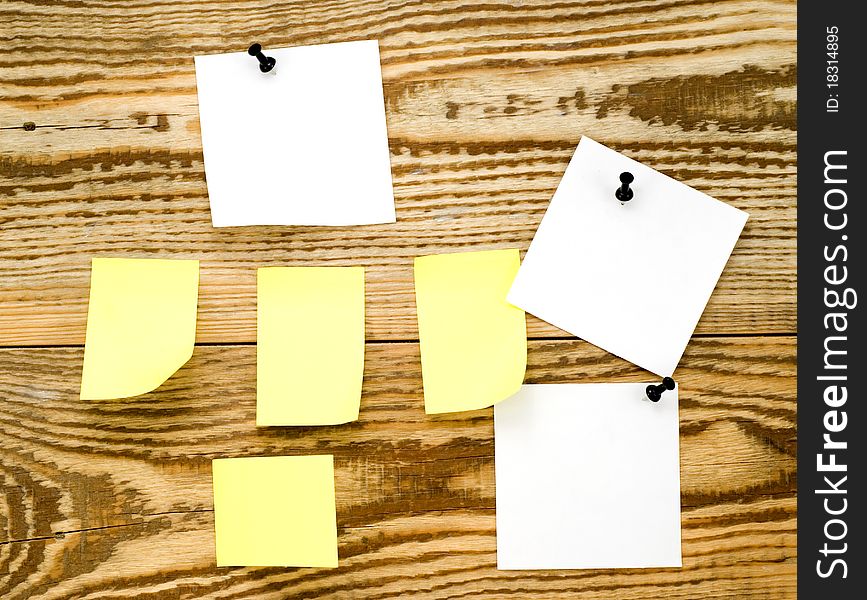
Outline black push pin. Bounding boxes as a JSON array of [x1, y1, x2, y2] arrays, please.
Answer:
[[646, 377, 675, 402], [615, 171, 634, 204], [248, 43, 276, 73]]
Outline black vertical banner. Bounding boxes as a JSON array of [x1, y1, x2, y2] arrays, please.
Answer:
[[798, 2, 863, 597]]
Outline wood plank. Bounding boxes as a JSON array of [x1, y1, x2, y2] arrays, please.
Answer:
[[0, 336, 796, 598], [0, 0, 796, 345]]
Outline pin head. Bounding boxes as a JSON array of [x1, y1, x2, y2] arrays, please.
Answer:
[[248, 43, 277, 73], [646, 377, 675, 402], [615, 171, 634, 203]]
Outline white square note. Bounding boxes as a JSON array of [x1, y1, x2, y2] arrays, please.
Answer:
[[194, 40, 396, 227], [508, 137, 748, 376], [495, 383, 682, 570]]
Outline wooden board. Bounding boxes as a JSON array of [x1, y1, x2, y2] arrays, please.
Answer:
[[0, 0, 796, 597], [0, 337, 796, 599], [0, 0, 796, 345]]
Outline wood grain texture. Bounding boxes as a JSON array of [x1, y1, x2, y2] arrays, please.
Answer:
[[0, 337, 796, 599], [0, 0, 796, 345], [0, 0, 796, 597]]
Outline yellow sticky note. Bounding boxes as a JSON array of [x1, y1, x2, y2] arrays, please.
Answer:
[[414, 249, 527, 414], [80, 258, 199, 400], [257, 267, 364, 425], [212, 455, 338, 567]]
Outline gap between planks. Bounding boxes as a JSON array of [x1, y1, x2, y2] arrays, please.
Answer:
[[0, 331, 796, 350]]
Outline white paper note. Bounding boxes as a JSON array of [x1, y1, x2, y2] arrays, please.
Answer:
[[508, 137, 748, 376], [495, 383, 682, 570], [194, 40, 396, 227]]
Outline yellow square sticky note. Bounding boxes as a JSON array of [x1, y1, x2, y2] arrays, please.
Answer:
[[212, 455, 338, 567], [414, 249, 527, 414], [257, 267, 364, 426], [80, 258, 199, 400]]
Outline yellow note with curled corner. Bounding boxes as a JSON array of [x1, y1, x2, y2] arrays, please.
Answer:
[[257, 266, 364, 425], [80, 258, 199, 400], [414, 249, 527, 414]]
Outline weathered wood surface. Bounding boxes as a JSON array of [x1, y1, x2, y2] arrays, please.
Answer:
[[0, 0, 796, 345], [0, 337, 796, 599], [1, 0, 796, 597]]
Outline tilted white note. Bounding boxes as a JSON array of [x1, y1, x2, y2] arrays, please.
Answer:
[[194, 40, 395, 227], [508, 137, 748, 376], [495, 383, 682, 569]]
